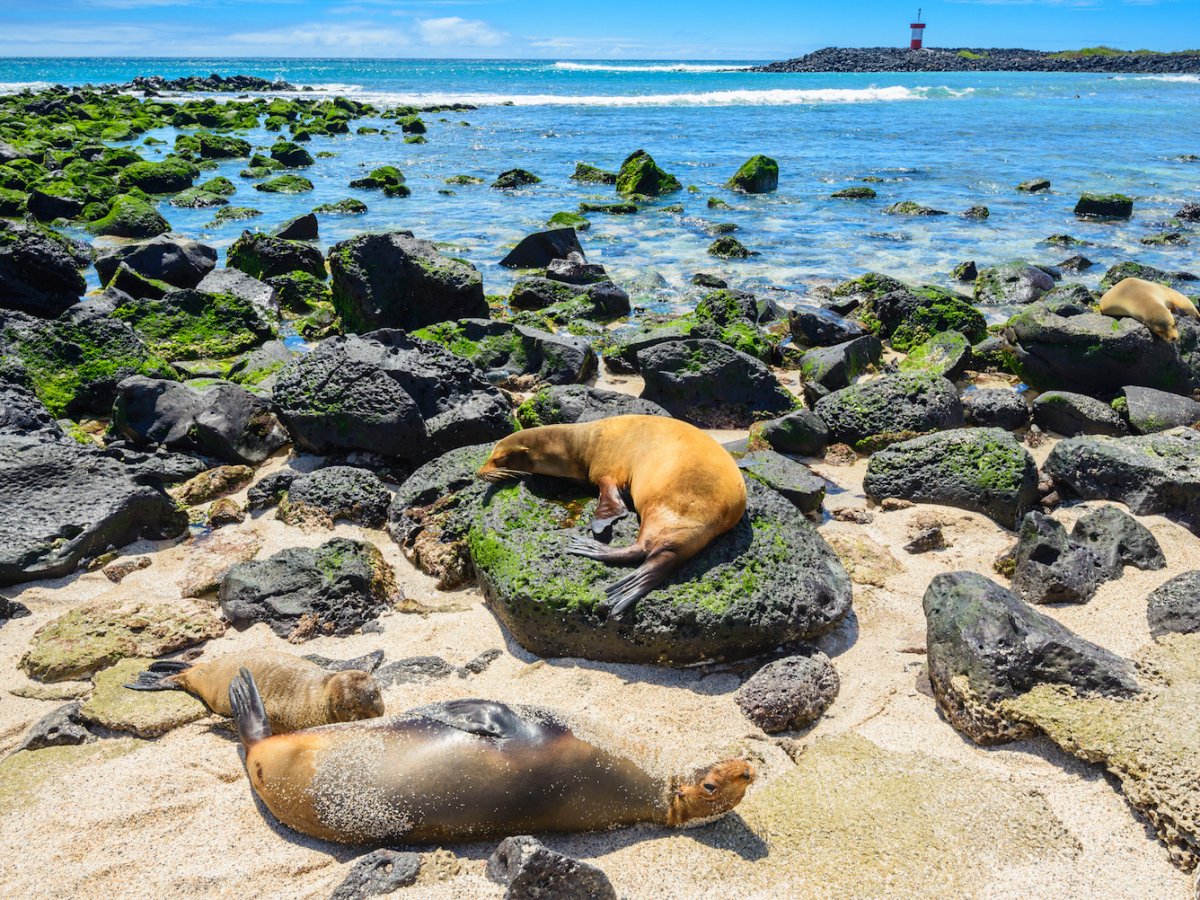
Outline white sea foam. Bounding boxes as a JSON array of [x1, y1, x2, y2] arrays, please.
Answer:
[[0, 81, 54, 93], [552, 61, 744, 73], [1116, 74, 1200, 83], [275, 84, 970, 108]]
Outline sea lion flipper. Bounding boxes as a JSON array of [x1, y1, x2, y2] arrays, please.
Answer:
[[410, 699, 531, 739], [124, 659, 190, 692], [603, 551, 679, 617], [590, 479, 630, 539], [566, 535, 647, 565], [229, 668, 272, 748]]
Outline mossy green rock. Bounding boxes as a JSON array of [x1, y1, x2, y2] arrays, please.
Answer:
[[117, 157, 197, 194], [883, 201, 947, 216], [864, 428, 1039, 528], [111, 289, 275, 361], [255, 174, 313, 194], [208, 206, 262, 226], [813, 371, 963, 452], [615, 150, 680, 197], [708, 236, 753, 259], [168, 188, 227, 209], [19, 598, 224, 682], [570, 163, 616, 185], [350, 165, 405, 191], [87, 194, 169, 238], [314, 198, 367, 215], [548, 211, 590, 231], [831, 186, 876, 199], [413, 318, 595, 386], [492, 169, 540, 190], [899, 331, 971, 379], [80, 657, 208, 737], [469, 476, 851, 664], [727, 155, 779, 193], [1075, 192, 1133, 219]]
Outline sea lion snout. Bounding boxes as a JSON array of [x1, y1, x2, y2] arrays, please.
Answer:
[[670, 758, 757, 826]]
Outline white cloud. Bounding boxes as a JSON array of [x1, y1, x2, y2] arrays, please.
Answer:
[[417, 16, 504, 46], [228, 22, 412, 51]]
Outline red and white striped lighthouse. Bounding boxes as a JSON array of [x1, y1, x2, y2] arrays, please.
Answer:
[[910, 9, 926, 50]]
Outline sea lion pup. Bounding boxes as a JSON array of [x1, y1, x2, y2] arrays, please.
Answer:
[[229, 669, 754, 844], [126, 650, 384, 733], [476, 415, 747, 615], [1099, 277, 1200, 342]]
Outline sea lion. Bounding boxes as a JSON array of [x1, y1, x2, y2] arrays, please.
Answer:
[[229, 668, 754, 844], [1099, 277, 1200, 342], [126, 650, 384, 733], [476, 415, 746, 615]]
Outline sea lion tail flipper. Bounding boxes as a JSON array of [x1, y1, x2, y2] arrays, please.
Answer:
[[123, 659, 191, 692], [229, 667, 272, 748], [565, 535, 647, 565], [604, 551, 679, 617]]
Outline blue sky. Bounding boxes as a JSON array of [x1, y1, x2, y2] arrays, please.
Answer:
[[1, 0, 1196, 59]]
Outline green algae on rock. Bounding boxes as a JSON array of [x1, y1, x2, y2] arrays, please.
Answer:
[[726, 155, 779, 194], [254, 174, 313, 194], [87, 194, 169, 238], [615, 150, 680, 198], [80, 657, 208, 738], [468, 475, 850, 665], [110, 289, 276, 361], [19, 597, 224, 682]]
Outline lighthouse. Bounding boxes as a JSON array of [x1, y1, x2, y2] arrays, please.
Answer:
[[910, 9, 926, 50]]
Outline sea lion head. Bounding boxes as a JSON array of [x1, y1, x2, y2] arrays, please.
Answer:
[[325, 670, 385, 723], [668, 759, 756, 826], [477, 427, 582, 483]]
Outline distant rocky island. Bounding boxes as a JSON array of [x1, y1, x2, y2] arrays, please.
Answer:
[[755, 46, 1200, 74]]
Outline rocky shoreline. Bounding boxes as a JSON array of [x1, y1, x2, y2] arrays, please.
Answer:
[[1, 78, 1200, 897], [755, 46, 1200, 74]]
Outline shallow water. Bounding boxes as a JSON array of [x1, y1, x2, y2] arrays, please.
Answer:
[[5, 58, 1199, 303]]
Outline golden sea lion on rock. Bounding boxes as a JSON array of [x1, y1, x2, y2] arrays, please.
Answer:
[[126, 649, 384, 733], [1099, 277, 1200, 342], [476, 415, 747, 615], [228, 669, 754, 844]]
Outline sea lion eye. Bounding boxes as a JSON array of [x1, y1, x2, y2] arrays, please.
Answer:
[[702, 782, 717, 793]]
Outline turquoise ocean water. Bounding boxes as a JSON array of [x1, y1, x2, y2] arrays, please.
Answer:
[[2, 58, 1198, 310]]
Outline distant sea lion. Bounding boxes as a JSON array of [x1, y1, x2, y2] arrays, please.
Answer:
[[476, 415, 747, 615], [127, 650, 384, 733], [1099, 277, 1200, 341], [229, 669, 754, 844]]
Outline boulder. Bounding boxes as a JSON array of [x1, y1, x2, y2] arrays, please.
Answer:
[[272, 212, 318, 241], [736, 651, 839, 732], [499, 228, 584, 269], [1010, 511, 1106, 605], [1005, 300, 1200, 395], [87, 194, 169, 239], [1031, 391, 1127, 437], [898, 331, 970, 380], [509, 277, 630, 321], [0, 219, 89, 317], [850, 285, 986, 352], [330, 850, 422, 900], [227, 339, 293, 386], [1070, 505, 1165, 577], [112, 376, 288, 464], [1146, 572, 1200, 637], [226, 231, 325, 281], [219, 537, 396, 641], [975, 262, 1055, 306], [1121, 385, 1200, 434], [330, 230, 487, 333], [749, 409, 830, 457], [863, 428, 1038, 528], [175, 465, 253, 506], [387, 444, 492, 591], [0, 435, 187, 586], [546, 255, 606, 285], [94, 235, 216, 290], [194, 270, 274, 314], [492, 169, 540, 190], [279, 466, 391, 528], [1043, 428, 1200, 521], [736, 449, 825, 514], [799, 335, 881, 399], [272, 330, 514, 465], [19, 596, 223, 682], [615, 150, 680, 197], [923, 570, 1140, 744], [813, 372, 963, 453], [469, 476, 852, 664], [12, 702, 95, 753], [486, 836, 616, 900], [788, 305, 866, 347], [961, 389, 1029, 430], [0, 378, 63, 440], [636, 338, 796, 428], [727, 155, 779, 194], [1074, 192, 1133, 219], [80, 657, 207, 738], [414, 319, 595, 387], [515, 385, 669, 428], [108, 289, 275, 362]]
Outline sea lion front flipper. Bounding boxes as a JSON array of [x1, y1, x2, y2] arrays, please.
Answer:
[[229, 668, 272, 748], [590, 478, 630, 540]]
